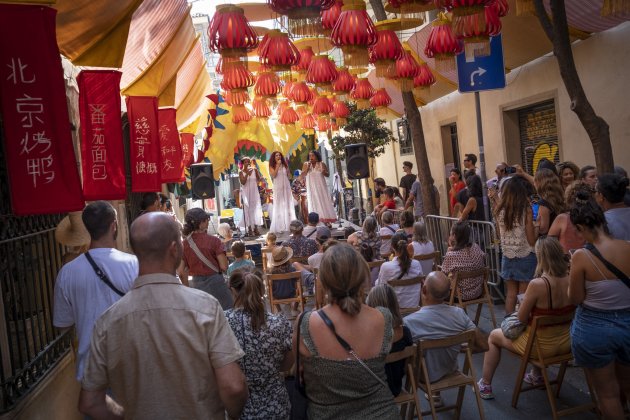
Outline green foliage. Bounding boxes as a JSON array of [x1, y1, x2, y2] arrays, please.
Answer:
[[330, 102, 396, 160]]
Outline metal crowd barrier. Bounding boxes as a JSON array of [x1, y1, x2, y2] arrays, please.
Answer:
[[424, 215, 504, 302]]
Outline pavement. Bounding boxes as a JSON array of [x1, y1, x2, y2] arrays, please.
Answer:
[[416, 303, 598, 420]]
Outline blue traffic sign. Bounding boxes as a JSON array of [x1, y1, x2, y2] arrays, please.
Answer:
[[456, 35, 506, 93]]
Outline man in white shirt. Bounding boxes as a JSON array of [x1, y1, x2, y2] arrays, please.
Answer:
[[53, 201, 138, 381]]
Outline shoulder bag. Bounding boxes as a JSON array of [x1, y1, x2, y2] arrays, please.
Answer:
[[186, 234, 221, 274], [584, 243, 630, 288], [500, 312, 526, 340], [318, 309, 388, 389], [85, 251, 125, 297]]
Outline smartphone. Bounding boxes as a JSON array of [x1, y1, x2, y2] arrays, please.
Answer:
[[531, 202, 539, 221]]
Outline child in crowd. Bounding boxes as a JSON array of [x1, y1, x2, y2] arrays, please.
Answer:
[[226, 241, 254, 277]]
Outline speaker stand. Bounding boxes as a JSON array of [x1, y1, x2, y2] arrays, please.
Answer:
[[357, 178, 365, 225]]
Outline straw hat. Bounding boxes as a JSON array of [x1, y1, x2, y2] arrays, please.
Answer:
[[271, 246, 294, 266], [55, 211, 90, 247]]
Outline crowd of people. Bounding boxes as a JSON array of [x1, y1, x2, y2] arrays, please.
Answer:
[[51, 153, 630, 419]]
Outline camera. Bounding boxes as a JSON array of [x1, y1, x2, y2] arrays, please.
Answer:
[[504, 166, 517, 175]]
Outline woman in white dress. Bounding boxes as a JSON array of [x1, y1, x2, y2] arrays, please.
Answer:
[[300, 150, 337, 223], [269, 151, 296, 233], [239, 157, 263, 236]]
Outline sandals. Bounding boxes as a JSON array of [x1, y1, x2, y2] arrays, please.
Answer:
[[523, 372, 545, 386]]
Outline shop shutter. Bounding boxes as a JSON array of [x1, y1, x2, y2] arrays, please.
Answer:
[[518, 100, 558, 175]]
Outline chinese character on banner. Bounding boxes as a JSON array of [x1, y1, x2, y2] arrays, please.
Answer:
[[77, 70, 126, 200], [180, 133, 195, 180], [126, 96, 161, 192], [157, 108, 184, 183], [0, 4, 84, 215]]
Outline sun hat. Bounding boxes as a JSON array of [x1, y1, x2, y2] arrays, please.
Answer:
[[55, 211, 90, 247], [271, 246, 294, 266]]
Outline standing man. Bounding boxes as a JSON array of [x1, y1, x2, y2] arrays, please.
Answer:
[[53, 201, 138, 383], [79, 212, 248, 419], [399, 161, 417, 202], [239, 157, 263, 237], [463, 153, 478, 177], [405, 179, 440, 219]]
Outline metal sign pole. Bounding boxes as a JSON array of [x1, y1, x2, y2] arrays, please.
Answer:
[[475, 91, 491, 221]]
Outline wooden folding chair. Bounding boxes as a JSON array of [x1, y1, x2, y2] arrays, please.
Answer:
[[413, 251, 441, 272], [385, 344, 422, 420], [265, 271, 305, 314], [448, 268, 497, 328], [388, 275, 424, 316], [509, 312, 597, 420], [416, 330, 485, 420]]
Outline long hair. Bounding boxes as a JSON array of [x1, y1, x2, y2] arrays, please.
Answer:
[[565, 180, 593, 206], [309, 150, 322, 162], [367, 285, 403, 328], [229, 268, 267, 331], [319, 244, 369, 316], [362, 216, 378, 240], [400, 211, 415, 229], [269, 151, 288, 171], [390, 232, 411, 276], [451, 221, 472, 250], [535, 169, 565, 215], [569, 190, 609, 234], [497, 177, 531, 231], [412, 221, 429, 244], [534, 236, 568, 278]]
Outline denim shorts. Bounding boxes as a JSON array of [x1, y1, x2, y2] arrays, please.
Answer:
[[500, 252, 536, 281], [571, 305, 630, 369]]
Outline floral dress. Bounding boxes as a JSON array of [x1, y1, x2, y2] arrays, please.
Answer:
[[225, 309, 292, 419]]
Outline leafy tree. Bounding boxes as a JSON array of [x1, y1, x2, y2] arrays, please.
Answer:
[[330, 102, 396, 161]]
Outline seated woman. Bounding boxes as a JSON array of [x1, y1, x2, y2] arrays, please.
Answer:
[[396, 211, 415, 240], [478, 237, 574, 399], [407, 221, 435, 275], [269, 246, 298, 300], [379, 211, 399, 259], [367, 284, 413, 397], [348, 216, 382, 260], [225, 268, 293, 419], [376, 232, 423, 309], [359, 243, 380, 288], [217, 222, 235, 252], [441, 222, 486, 301], [294, 244, 399, 419]]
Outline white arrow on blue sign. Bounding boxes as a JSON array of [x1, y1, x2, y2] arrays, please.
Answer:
[[456, 35, 506, 93]]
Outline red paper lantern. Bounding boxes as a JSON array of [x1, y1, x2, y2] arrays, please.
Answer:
[[276, 100, 291, 116], [451, 0, 492, 39], [279, 106, 299, 125], [224, 89, 250, 106], [254, 69, 281, 98], [460, 3, 501, 59], [252, 97, 272, 118], [321, 0, 343, 35], [395, 0, 435, 21], [350, 77, 375, 109], [332, 100, 350, 125], [306, 55, 338, 87], [289, 81, 313, 104], [396, 51, 421, 92], [370, 88, 392, 114], [232, 104, 252, 124], [414, 63, 436, 88], [317, 115, 331, 132], [299, 113, 317, 134], [208, 5, 259, 58], [424, 13, 462, 72], [268, 0, 336, 36], [332, 67, 356, 96], [369, 28, 404, 77], [282, 80, 295, 99], [296, 46, 315, 73], [221, 61, 255, 90], [330, 0, 377, 68], [312, 95, 334, 115], [258, 30, 301, 72]]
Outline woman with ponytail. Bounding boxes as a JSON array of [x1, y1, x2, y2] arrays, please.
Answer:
[[225, 267, 293, 419], [377, 232, 423, 308], [294, 243, 399, 419]]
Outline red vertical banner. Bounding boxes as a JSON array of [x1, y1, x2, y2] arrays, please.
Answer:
[[78, 70, 126, 200], [126, 96, 161, 192], [180, 133, 195, 180], [158, 108, 183, 183], [0, 4, 84, 215]]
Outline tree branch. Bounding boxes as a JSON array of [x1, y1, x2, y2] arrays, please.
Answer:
[[532, 0, 554, 41]]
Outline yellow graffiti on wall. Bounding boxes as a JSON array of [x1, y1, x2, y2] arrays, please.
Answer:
[[532, 143, 558, 173]]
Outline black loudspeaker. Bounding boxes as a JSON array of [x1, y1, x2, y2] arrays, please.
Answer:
[[345, 143, 369, 180], [191, 163, 215, 199]]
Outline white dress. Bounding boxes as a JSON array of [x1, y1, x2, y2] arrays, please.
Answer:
[[305, 162, 337, 223], [239, 169, 263, 228], [269, 166, 296, 233]]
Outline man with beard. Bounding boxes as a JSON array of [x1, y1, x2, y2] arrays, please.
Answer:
[[54, 201, 138, 383], [79, 212, 248, 419]]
